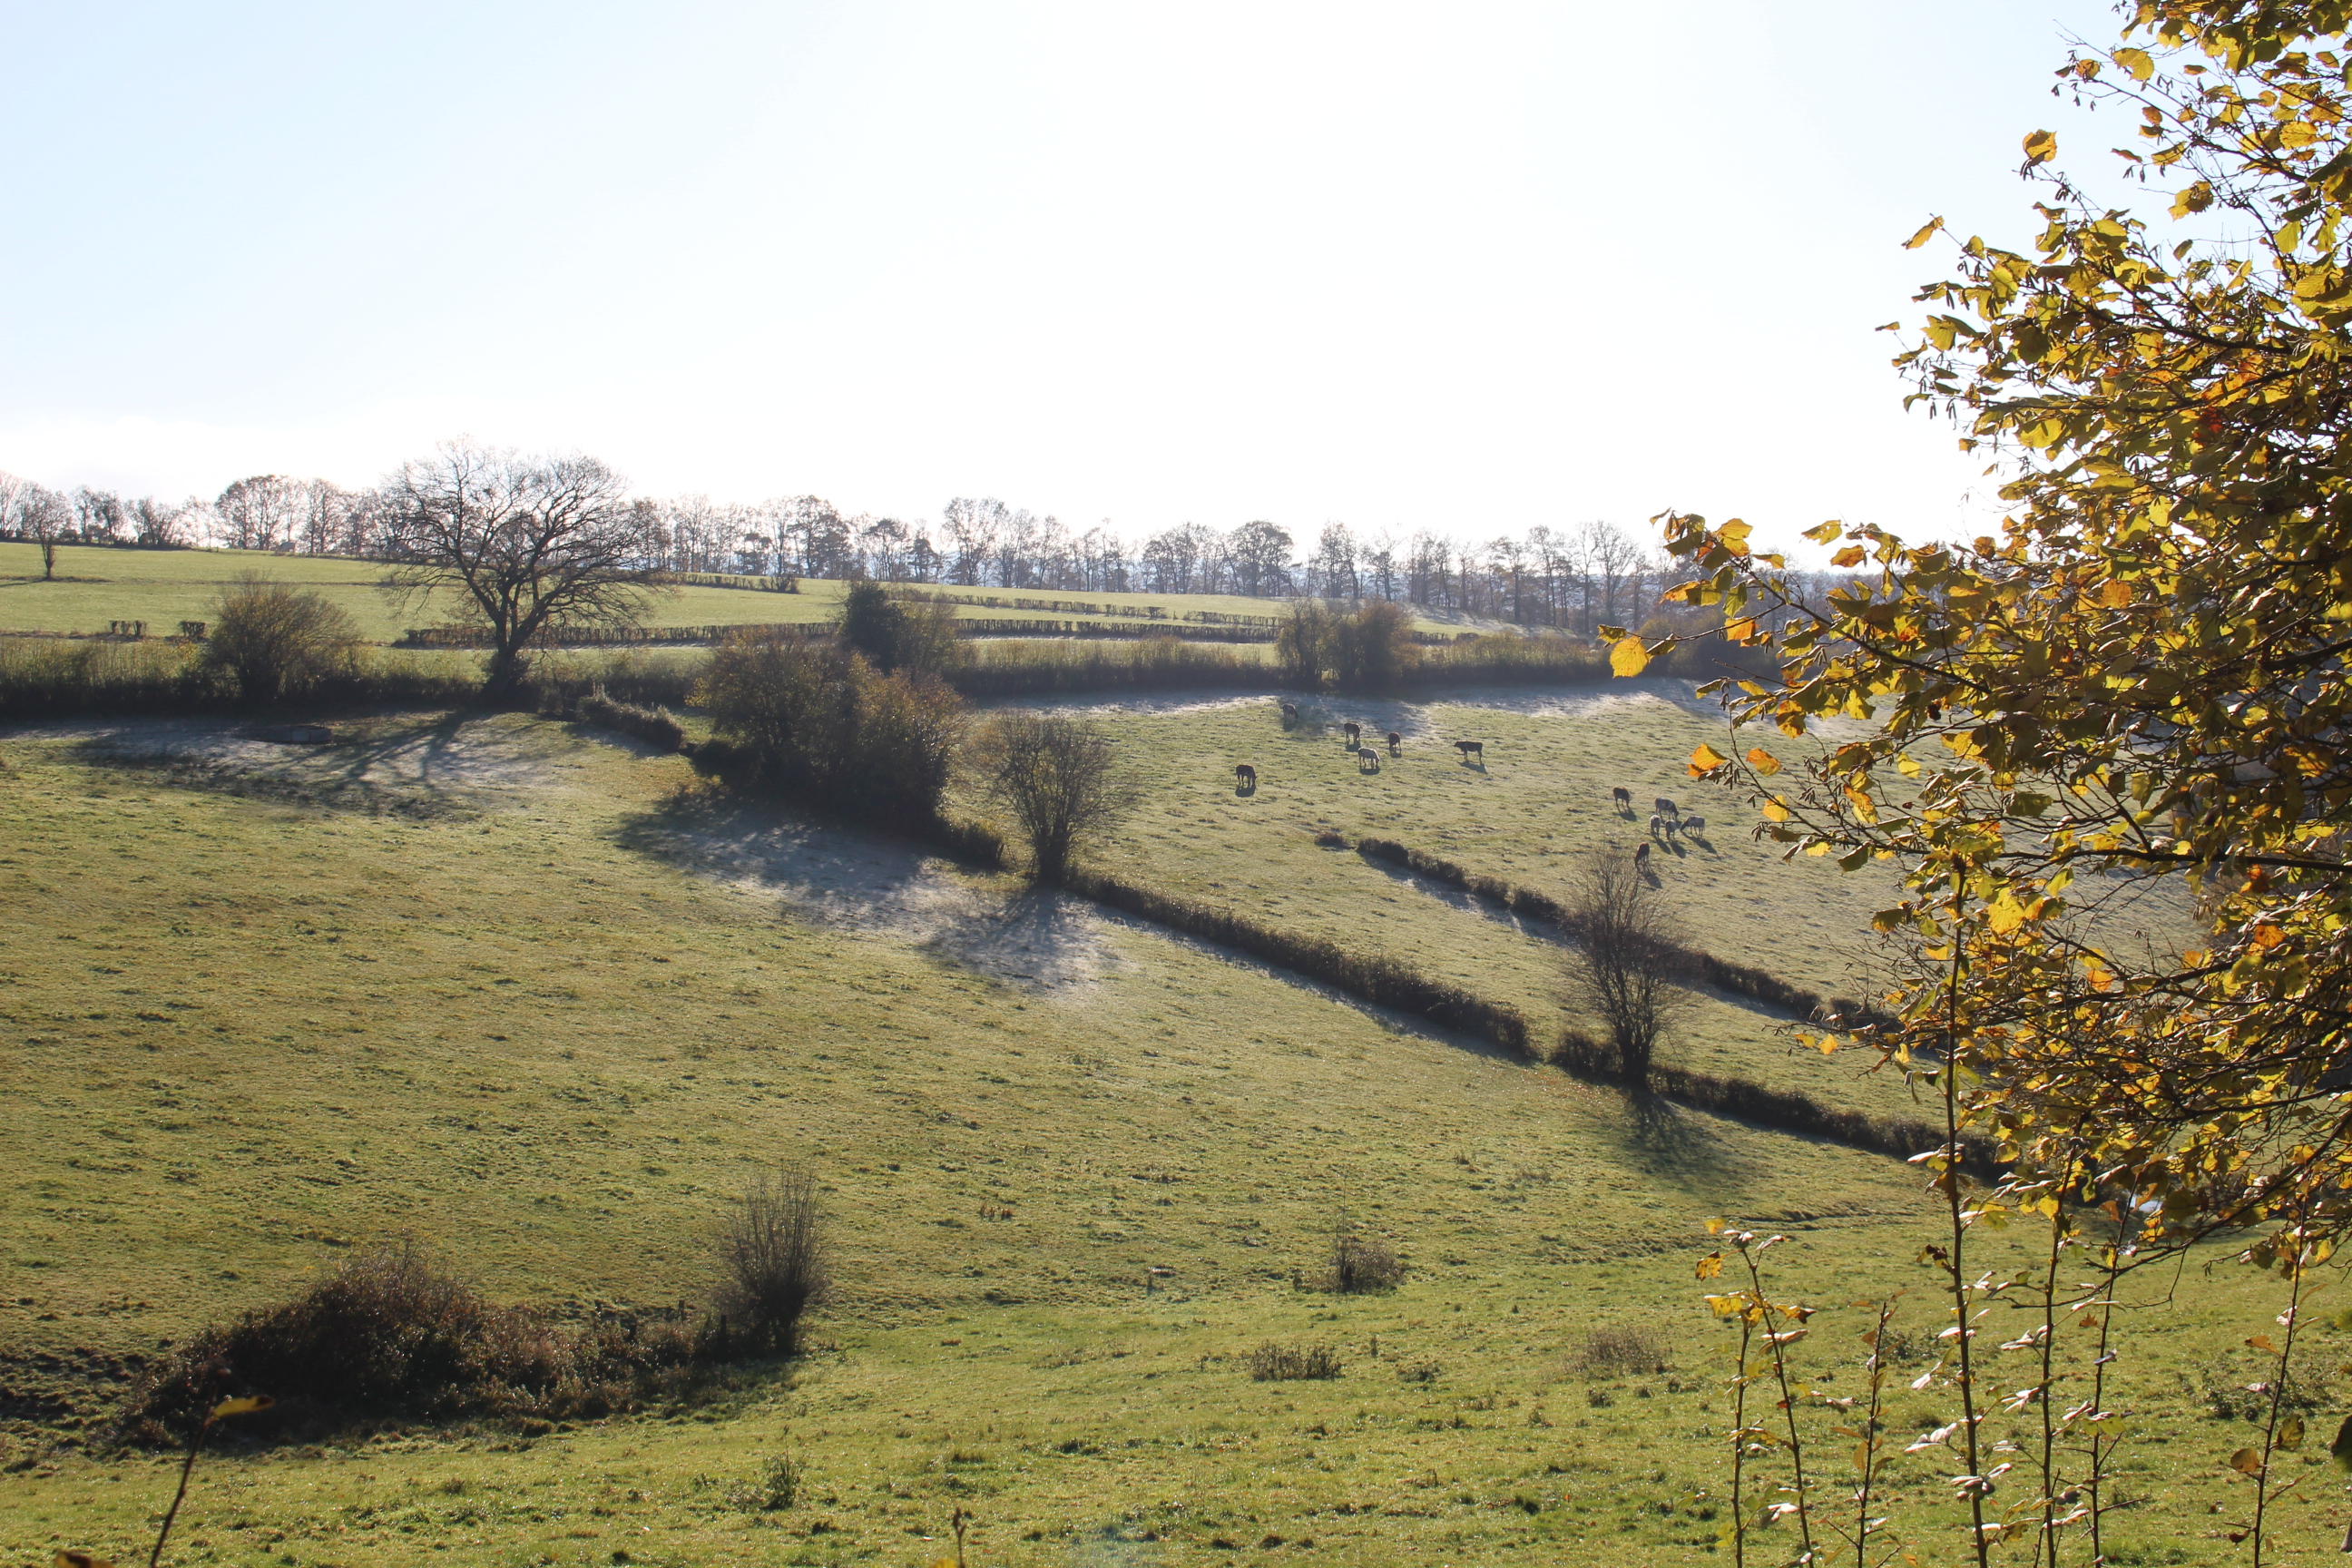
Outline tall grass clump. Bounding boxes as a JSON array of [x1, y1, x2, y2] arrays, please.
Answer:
[[696, 628, 963, 823], [0, 634, 197, 720]]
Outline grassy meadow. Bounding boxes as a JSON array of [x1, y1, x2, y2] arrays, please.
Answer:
[[0, 544, 1503, 644], [0, 698, 2315, 1567]]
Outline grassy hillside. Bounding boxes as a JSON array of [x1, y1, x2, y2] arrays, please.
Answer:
[[0, 544, 1504, 643], [0, 711, 2312, 1565]]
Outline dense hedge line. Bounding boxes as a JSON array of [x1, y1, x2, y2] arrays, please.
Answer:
[[1352, 835, 1891, 1029], [573, 690, 686, 751], [1552, 1026, 1995, 1175], [1060, 868, 1534, 1054]]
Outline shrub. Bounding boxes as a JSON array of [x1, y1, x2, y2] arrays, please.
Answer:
[[1560, 849, 1691, 1088], [840, 581, 959, 673], [202, 573, 361, 704], [696, 629, 964, 824], [730, 1453, 804, 1511], [1326, 600, 1416, 689], [969, 710, 1136, 883], [1566, 1324, 1670, 1378], [714, 1165, 830, 1357], [1320, 1227, 1406, 1293], [576, 687, 685, 751], [1250, 1342, 1342, 1381], [949, 635, 1269, 698]]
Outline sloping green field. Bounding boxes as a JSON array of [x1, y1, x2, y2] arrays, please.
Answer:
[[0, 710, 2315, 1566]]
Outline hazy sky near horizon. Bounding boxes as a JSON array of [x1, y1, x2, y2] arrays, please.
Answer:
[[1, 1, 2132, 554]]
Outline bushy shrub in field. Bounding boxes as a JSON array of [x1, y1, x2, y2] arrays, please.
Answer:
[[1566, 1323, 1670, 1378], [112, 1242, 705, 1443], [202, 573, 360, 704], [713, 1166, 830, 1357], [1319, 1227, 1406, 1293], [696, 628, 963, 823], [839, 581, 959, 673]]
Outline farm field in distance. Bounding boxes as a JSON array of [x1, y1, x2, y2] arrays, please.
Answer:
[[0, 697, 2306, 1567], [0, 544, 1517, 644]]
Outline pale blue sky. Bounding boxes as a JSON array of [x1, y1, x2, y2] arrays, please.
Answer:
[[1, 1, 2130, 553]]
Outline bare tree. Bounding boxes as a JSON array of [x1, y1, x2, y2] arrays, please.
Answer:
[[204, 573, 361, 704], [1562, 849, 1690, 1088], [715, 1165, 831, 1357], [379, 440, 657, 696], [21, 485, 70, 580], [971, 710, 1136, 882]]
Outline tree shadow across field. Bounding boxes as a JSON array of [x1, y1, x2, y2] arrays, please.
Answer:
[[614, 785, 1114, 992], [64, 709, 522, 817]]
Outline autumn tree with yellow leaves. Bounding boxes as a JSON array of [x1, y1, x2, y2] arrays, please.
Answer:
[[1644, 4, 2352, 1563]]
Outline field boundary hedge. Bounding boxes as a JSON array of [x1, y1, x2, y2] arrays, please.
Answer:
[[1351, 835, 1895, 1030], [1047, 863, 1974, 1171]]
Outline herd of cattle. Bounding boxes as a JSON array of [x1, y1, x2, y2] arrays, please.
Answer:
[[1238, 703, 1708, 871]]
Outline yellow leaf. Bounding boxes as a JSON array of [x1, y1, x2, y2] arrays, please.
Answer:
[[1704, 1216, 1726, 1235], [2251, 924, 2286, 950], [1690, 743, 1729, 778], [2113, 45, 2154, 80], [1705, 1294, 1745, 1318], [1725, 616, 1759, 643], [1697, 1251, 1725, 1279], [1761, 796, 1790, 822], [56, 1553, 117, 1568], [1902, 217, 1945, 250], [1853, 1442, 1871, 1471], [210, 1395, 275, 1419], [1803, 520, 1845, 543], [2098, 579, 2132, 608], [1719, 519, 1753, 546], [2230, 1446, 2266, 1475], [1748, 747, 1782, 776], [2247, 1334, 2278, 1353], [1831, 546, 1867, 568], [1610, 637, 1651, 678], [2023, 129, 2059, 164], [1987, 893, 2028, 935], [2280, 1416, 2307, 1451], [2171, 181, 2214, 218]]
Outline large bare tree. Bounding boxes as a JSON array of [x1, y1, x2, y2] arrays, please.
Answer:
[[971, 711, 1135, 883], [379, 440, 657, 695]]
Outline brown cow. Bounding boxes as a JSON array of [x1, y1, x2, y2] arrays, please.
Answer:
[[1454, 740, 1484, 760], [1235, 763, 1257, 788], [1342, 721, 1362, 747], [1386, 730, 1402, 751]]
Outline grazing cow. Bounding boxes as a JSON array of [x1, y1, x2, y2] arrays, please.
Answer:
[[1611, 786, 1632, 811], [1633, 841, 1651, 867], [1280, 701, 1299, 722], [1235, 763, 1257, 788], [1662, 818, 1680, 840], [1342, 721, 1362, 747], [1649, 814, 1664, 838], [1386, 730, 1402, 751], [1454, 740, 1484, 760], [1681, 814, 1705, 835], [1356, 746, 1380, 769], [1653, 795, 1679, 819]]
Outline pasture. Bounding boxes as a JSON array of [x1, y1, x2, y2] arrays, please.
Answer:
[[0, 701, 2308, 1567], [0, 544, 1499, 643]]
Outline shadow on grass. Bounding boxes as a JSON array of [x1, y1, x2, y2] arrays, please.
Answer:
[[614, 784, 1113, 992]]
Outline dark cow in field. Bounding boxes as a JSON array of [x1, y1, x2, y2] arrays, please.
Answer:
[[1280, 701, 1299, 723], [1342, 721, 1362, 747], [1652, 795, 1679, 819], [1633, 841, 1651, 867], [1454, 740, 1484, 761], [1611, 786, 1632, 811], [1235, 763, 1257, 788], [1386, 730, 1402, 752], [1681, 814, 1705, 836]]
